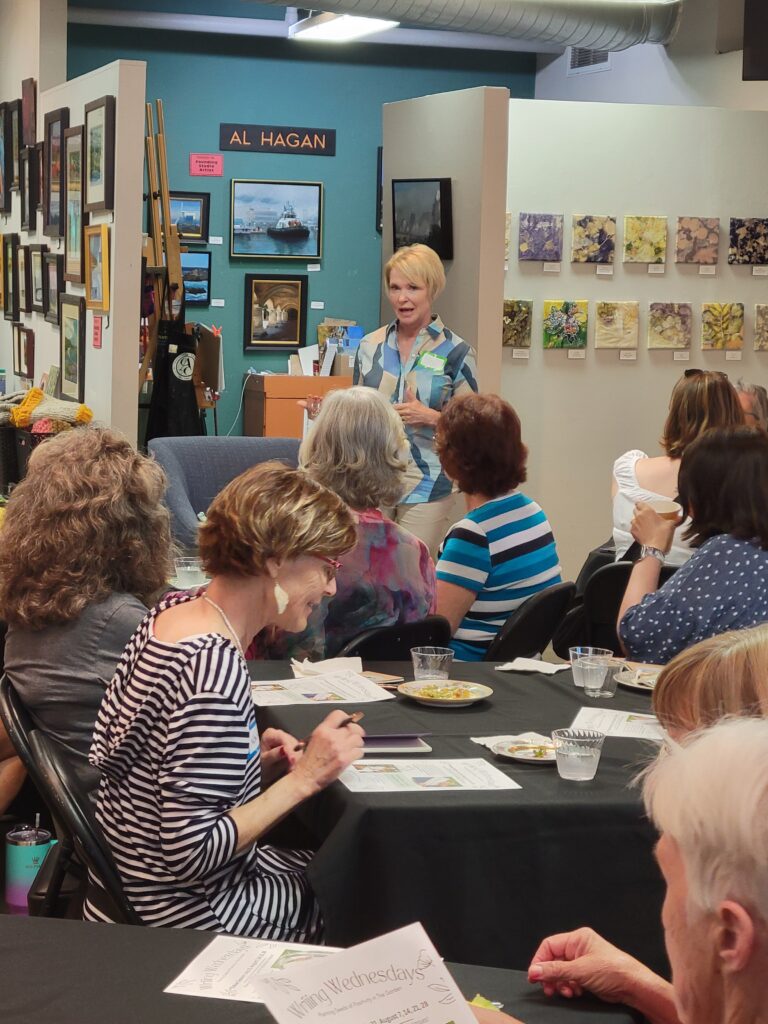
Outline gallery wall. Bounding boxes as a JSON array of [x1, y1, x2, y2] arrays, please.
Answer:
[[503, 97, 768, 580], [68, 24, 535, 433]]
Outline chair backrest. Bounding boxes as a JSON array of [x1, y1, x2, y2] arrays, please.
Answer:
[[0, 674, 36, 771], [583, 561, 677, 654], [148, 435, 301, 550], [29, 731, 143, 926], [335, 615, 453, 660], [483, 582, 577, 661]]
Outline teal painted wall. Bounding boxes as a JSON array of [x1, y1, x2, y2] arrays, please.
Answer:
[[68, 26, 534, 432]]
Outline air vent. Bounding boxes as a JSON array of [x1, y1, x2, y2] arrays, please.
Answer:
[[567, 46, 611, 76]]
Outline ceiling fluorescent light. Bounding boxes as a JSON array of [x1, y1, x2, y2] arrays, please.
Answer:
[[289, 11, 399, 42]]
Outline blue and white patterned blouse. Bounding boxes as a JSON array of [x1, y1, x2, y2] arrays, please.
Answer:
[[619, 534, 768, 665]]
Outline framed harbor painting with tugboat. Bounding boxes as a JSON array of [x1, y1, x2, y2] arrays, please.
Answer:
[[231, 179, 323, 260]]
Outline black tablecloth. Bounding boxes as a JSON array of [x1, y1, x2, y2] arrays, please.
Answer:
[[253, 662, 666, 975], [0, 915, 641, 1024]]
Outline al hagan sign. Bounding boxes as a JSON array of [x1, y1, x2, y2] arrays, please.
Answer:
[[220, 123, 336, 156]]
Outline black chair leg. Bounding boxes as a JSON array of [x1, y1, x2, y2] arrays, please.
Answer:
[[36, 839, 74, 917]]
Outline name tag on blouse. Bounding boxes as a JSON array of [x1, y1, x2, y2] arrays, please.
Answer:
[[247, 722, 260, 761], [416, 352, 447, 373]]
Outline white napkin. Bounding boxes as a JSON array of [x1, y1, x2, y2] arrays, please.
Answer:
[[495, 657, 569, 674], [471, 731, 552, 750], [291, 656, 363, 678]]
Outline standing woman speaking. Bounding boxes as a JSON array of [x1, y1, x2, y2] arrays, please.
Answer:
[[354, 244, 478, 557]]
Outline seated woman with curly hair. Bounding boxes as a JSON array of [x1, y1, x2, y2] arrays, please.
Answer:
[[0, 428, 173, 810], [434, 393, 562, 661]]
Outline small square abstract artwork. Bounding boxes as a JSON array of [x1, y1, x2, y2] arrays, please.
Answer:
[[542, 300, 588, 349], [518, 213, 563, 262], [623, 216, 667, 264], [675, 217, 720, 265], [595, 301, 639, 349], [502, 299, 533, 348], [701, 302, 744, 350], [647, 303, 693, 350], [728, 218, 768, 265], [755, 305, 768, 351], [571, 215, 616, 264]]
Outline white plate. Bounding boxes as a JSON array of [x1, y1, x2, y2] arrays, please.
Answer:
[[397, 681, 493, 707], [491, 739, 556, 764], [615, 670, 659, 693]]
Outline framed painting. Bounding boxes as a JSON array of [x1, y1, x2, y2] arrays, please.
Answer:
[[14, 325, 34, 381], [43, 251, 64, 325], [243, 273, 308, 352], [170, 190, 209, 243], [0, 104, 11, 214], [7, 99, 21, 192], [375, 146, 383, 234], [29, 243, 48, 314], [0, 235, 3, 311], [180, 250, 211, 306], [84, 223, 110, 312], [36, 140, 44, 212], [43, 107, 69, 237], [392, 178, 453, 261], [84, 95, 115, 213], [3, 233, 19, 321], [12, 322, 24, 376], [64, 125, 86, 283], [21, 78, 36, 147], [518, 212, 564, 262], [231, 179, 323, 260], [59, 293, 86, 402], [20, 146, 38, 231], [17, 244, 30, 314]]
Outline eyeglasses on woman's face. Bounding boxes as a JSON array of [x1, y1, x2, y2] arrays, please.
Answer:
[[316, 555, 342, 582]]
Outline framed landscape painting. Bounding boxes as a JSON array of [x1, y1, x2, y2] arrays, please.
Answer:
[[17, 244, 30, 315], [392, 178, 453, 260], [29, 244, 47, 313], [170, 191, 209, 243], [231, 180, 323, 260], [7, 99, 21, 192], [0, 104, 11, 214], [3, 233, 19, 321], [84, 223, 110, 312], [44, 251, 64, 325], [20, 146, 38, 231], [84, 95, 115, 213], [64, 125, 86, 283], [59, 293, 86, 402], [43, 107, 69, 237], [243, 273, 307, 351], [180, 250, 211, 306]]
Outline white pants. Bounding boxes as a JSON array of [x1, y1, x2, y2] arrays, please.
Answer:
[[382, 492, 465, 561]]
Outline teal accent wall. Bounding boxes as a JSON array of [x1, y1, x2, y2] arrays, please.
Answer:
[[68, 26, 534, 433]]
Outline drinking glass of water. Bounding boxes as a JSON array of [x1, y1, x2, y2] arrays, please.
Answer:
[[411, 647, 454, 680], [175, 557, 207, 590], [569, 647, 613, 691], [552, 729, 606, 781]]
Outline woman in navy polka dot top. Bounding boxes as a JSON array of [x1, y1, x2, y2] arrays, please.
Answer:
[[618, 427, 768, 665]]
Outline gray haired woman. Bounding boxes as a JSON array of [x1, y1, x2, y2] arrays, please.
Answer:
[[250, 386, 436, 659]]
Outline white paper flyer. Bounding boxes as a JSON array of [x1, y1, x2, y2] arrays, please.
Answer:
[[340, 758, 521, 793], [251, 669, 395, 706], [570, 706, 664, 741]]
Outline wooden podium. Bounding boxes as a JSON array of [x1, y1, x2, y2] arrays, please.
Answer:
[[243, 374, 353, 438]]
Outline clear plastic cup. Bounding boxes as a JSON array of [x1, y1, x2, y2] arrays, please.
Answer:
[[175, 557, 206, 589], [552, 729, 606, 781], [599, 666, 620, 699], [411, 646, 454, 681], [569, 647, 613, 689]]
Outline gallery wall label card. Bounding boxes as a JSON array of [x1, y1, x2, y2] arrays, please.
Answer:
[[725, 350, 743, 360], [543, 262, 561, 273], [648, 265, 666, 275], [619, 350, 637, 361], [699, 265, 716, 276], [307, 263, 321, 272], [189, 153, 223, 177], [673, 351, 691, 361], [220, 123, 336, 157], [567, 350, 586, 360], [310, 300, 325, 310], [596, 265, 614, 276], [209, 236, 223, 246], [512, 349, 530, 359], [260, 923, 476, 1024], [753, 266, 768, 276], [211, 298, 225, 307]]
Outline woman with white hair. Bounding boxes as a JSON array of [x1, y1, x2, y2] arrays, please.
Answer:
[[527, 717, 768, 1024], [252, 386, 436, 659]]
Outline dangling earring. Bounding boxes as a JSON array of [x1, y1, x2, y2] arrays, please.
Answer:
[[274, 581, 289, 614]]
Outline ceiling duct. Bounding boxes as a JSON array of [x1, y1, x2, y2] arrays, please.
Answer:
[[262, 0, 683, 49]]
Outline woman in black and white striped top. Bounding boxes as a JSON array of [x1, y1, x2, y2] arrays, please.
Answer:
[[87, 462, 364, 938]]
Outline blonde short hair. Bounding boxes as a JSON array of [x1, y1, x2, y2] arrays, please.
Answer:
[[300, 387, 408, 510], [0, 427, 173, 629], [198, 461, 356, 577], [384, 244, 446, 302], [652, 625, 768, 735]]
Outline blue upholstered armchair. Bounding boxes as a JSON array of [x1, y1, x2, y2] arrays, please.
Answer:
[[148, 436, 300, 551]]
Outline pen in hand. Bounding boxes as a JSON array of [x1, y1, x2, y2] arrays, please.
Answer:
[[293, 711, 365, 753]]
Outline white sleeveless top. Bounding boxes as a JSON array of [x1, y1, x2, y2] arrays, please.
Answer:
[[611, 450, 693, 567]]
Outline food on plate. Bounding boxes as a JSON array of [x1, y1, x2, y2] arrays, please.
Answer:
[[412, 684, 476, 700]]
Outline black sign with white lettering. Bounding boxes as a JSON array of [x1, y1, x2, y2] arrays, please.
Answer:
[[219, 124, 336, 157]]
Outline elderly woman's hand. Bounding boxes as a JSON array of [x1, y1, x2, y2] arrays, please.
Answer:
[[260, 728, 302, 772], [630, 501, 679, 554], [293, 710, 365, 795], [394, 386, 440, 429]]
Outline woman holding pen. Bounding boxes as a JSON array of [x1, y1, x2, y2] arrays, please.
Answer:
[[87, 462, 365, 937]]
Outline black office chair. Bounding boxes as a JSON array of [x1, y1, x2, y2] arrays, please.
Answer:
[[582, 561, 678, 654], [335, 615, 452, 660], [29, 730, 144, 926], [483, 582, 577, 661], [0, 675, 81, 916]]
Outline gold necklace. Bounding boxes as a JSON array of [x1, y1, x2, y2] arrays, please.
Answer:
[[202, 594, 245, 661]]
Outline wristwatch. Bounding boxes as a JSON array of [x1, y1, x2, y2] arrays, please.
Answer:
[[640, 545, 666, 564]]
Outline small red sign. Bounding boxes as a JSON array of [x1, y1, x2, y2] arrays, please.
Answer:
[[190, 153, 223, 177], [92, 315, 103, 349]]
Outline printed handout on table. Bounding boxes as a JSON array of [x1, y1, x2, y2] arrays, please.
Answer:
[[164, 935, 338, 1003], [251, 669, 395, 706], [570, 706, 664, 741], [340, 758, 521, 792]]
